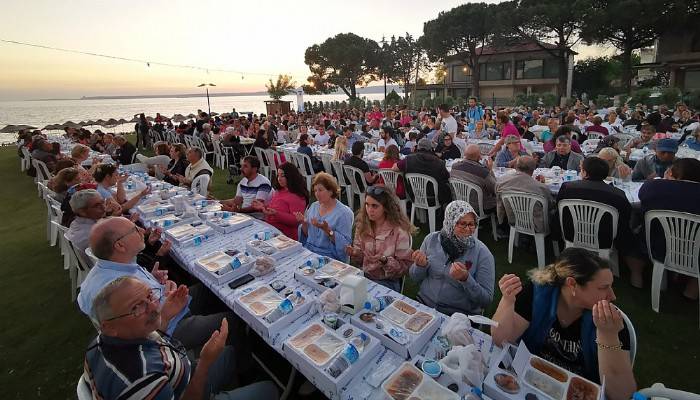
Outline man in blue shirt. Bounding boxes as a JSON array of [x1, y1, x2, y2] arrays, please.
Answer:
[[84, 276, 278, 400], [467, 97, 484, 131], [78, 217, 236, 350]]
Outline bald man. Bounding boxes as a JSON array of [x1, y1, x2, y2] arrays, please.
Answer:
[[78, 217, 237, 350], [450, 144, 497, 212]]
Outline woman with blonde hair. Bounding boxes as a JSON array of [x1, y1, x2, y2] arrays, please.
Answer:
[[597, 148, 631, 179], [491, 248, 636, 400], [346, 186, 415, 291], [332, 136, 348, 161], [70, 143, 98, 184]]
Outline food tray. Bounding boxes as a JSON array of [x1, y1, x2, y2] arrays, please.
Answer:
[[204, 212, 254, 233], [288, 323, 346, 366], [294, 258, 362, 293], [382, 362, 459, 400], [164, 222, 213, 244], [381, 300, 435, 334], [238, 285, 284, 317], [246, 234, 301, 260], [195, 251, 255, 285]]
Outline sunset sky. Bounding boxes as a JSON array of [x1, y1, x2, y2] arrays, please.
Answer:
[[0, 0, 613, 101]]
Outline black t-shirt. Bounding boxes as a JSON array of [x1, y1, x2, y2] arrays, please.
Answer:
[[514, 283, 630, 383], [548, 152, 571, 170]]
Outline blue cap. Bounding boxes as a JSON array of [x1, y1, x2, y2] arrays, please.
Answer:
[[656, 138, 678, 153]]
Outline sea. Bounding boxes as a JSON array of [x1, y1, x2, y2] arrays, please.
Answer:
[[0, 92, 393, 145]]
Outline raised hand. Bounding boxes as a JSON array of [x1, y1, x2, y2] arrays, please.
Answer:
[[498, 274, 522, 304], [449, 262, 469, 282], [151, 262, 168, 285], [199, 318, 229, 368], [411, 250, 428, 267]]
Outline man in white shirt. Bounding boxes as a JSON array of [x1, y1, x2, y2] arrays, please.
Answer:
[[438, 104, 458, 136], [313, 126, 330, 146], [377, 127, 398, 152], [221, 155, 271, 219]]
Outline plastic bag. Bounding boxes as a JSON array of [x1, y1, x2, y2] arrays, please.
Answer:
[[440, 312, 474, 347], [250, 256, 275, 277], [440, 344, 486, 389], [318, 288, 340, 313]]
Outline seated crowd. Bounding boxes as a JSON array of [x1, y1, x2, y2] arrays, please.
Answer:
[[16, 98, 700, 400]]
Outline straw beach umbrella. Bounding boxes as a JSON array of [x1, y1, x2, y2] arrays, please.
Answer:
[[62, 121, 82, 129], [171, 114, 187, 122]]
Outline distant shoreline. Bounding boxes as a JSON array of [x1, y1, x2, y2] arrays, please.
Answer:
[[24, 85, 400, 102]]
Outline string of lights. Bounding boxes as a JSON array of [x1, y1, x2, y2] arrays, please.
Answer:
[[0, 38, 309, 81]]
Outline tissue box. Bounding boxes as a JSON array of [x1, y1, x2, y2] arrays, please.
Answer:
[[246, 234, 302, 260], [195, 251, 255, 285], [233, 284, 314, 340], [350, 298, 441, 359], [204, 213, 254, 233], [282, 315, 382, 400], [294, 258, 362, 293], [484, 342, 604, 400]]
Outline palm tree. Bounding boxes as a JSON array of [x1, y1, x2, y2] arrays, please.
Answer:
[[266, 74, 296, 100]]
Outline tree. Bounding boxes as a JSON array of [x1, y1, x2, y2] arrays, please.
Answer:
[[572, 56, 631, 98], [265, 74, 296, 100], [421, 2, 495, 99], [304, 33, 380, 100], [382, 33, 430, 101], [580, 0, 666, 94], [495, 0, 589, 99]]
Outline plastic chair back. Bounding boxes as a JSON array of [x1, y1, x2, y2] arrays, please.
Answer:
[[343, 165, 367, 195], [76, 374, 91, 400], [450, 178, 487, 218], [296, 152, 315, 177], [320, 152, 333, 175], [378, 169, 402, 194], [478, 143, 495, 155], [191, 174, 210, 196], [586, 131, 604, 140], [405, 173, 439, 208], [364, 142, 377, 153], [331, 160, 348, 186], [500, 191, 549, 235], [33, 159, 52, 182], [612, 133, 635, 149], [645, 210, 700, 276], [558, 199, 619, 250]]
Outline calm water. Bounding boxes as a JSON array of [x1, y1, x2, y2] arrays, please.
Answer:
[[0, 93, 392, 144]]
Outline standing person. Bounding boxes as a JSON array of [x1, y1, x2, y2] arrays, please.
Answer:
[[491, 248, 637, 399], [438, 104, 458, 137], [136, 113, 150, 150], [467, 97, 484, 130], [295, 173, 354, 262], [221, 156, 272, 219], [252, 162, 308, 240], [410, 201, 495, 315], [346, 186, 415, 291]]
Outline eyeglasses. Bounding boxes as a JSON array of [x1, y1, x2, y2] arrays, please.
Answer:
[[455, 220, 478, 230], [113, 225, 140, 244], [103, 287, 162, 321]]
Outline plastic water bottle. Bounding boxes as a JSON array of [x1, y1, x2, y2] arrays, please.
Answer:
[[466, 387, 483, 400], [364, 296, 395, 312], [264, 291, 303, 323], [327, 333, 369, 378]]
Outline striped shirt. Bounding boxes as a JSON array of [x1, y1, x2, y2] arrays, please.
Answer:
[[235, 174, 272, 218], [84, 332, 190, 400]]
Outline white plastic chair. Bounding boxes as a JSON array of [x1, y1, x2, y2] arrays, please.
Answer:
[[64, 234, 91, 301], [319, 152, 333, 175], [295, 153, 315, 192], [450, 178, 498, 241], [51, 221, 71, 270], [77, 374, 91, 400], [264, 149, 281, 180], [558, 199, 620, 276], [478, 143, 495, 156], [254, 146, 271, 179], [364, 142, 377, 153], [343, 165, 368, 211], [500, 191, 559, 268], [620, 309, 637, 366], [644, 210, 700, 326], [586, 131, 604, 140], [191, 174, 210, 196], [196, 138, 215, 163], [33, 159, 52, 182], [212, 140, 228, 169], [582, 138, 600, 151], [405, 173, 442, 233], [378, 169, 408, 214], [20, 146, 31, 171], [84, 247, 99, 266], [46, 199, 64, 247], [331, 160, 352, 207]]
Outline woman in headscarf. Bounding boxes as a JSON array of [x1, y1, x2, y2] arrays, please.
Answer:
[[409, 201, 495, 315]]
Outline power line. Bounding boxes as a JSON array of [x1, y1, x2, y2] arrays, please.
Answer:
[[0, 38, 309, 80]]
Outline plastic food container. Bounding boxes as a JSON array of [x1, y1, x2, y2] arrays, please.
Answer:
[[382, 362, 459, 400]]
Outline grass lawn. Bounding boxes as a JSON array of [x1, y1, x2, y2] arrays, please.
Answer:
[[0, 141, 698, 398]]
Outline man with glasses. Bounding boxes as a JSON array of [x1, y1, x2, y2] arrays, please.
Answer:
[[84, 276, 278, 400], [78, 217, 236, 351]]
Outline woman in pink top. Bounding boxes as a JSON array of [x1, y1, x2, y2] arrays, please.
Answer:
[[377, 145, 405, 198], [252, 162, 308, 240], [489, 112, 524, 156], [345, 186, 416, 292]]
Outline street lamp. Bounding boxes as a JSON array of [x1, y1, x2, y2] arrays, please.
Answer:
[[463, 66, 469, 107], [197, 83, 216, 116]]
